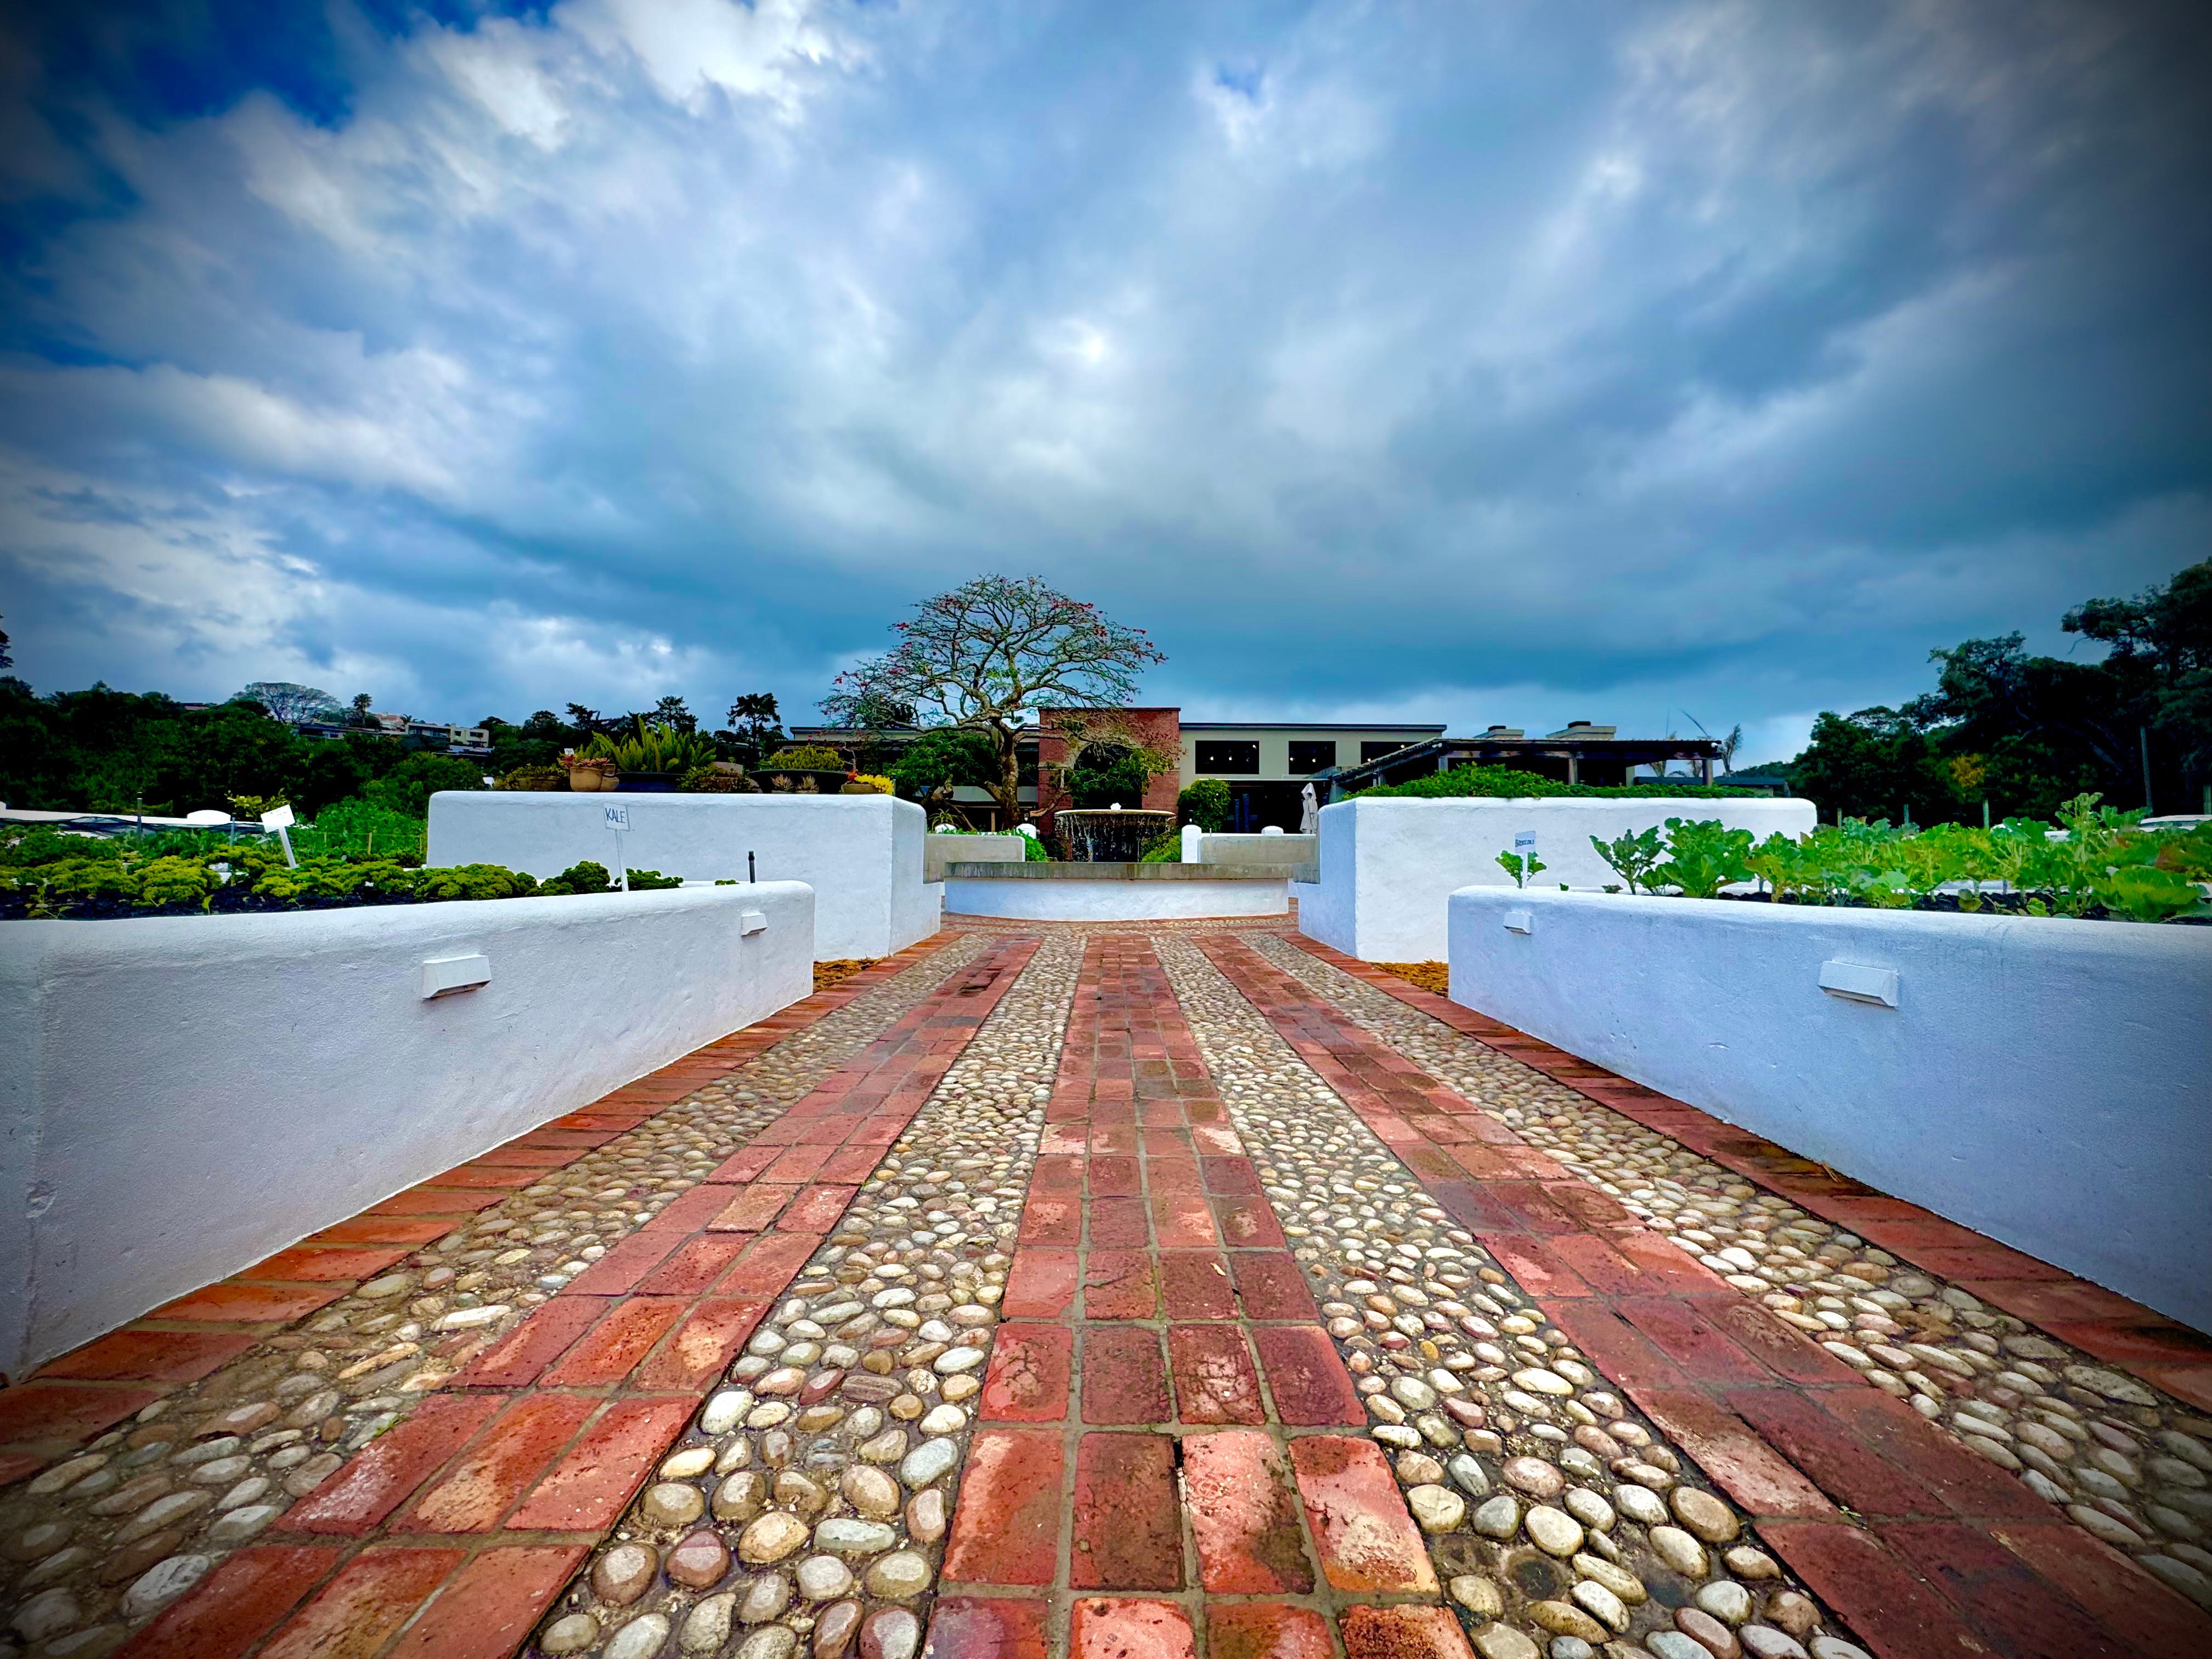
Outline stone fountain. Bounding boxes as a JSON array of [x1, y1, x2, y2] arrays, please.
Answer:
[[1054, 805, 1175, 862]]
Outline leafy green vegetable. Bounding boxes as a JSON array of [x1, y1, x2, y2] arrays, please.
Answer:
[[1495, 849, 1547, 889], [1650, 819, 1753, 899], [1589, 826, 1664, 894]]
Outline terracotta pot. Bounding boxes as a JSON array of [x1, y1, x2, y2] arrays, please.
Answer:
[[567, 767, 611, 792]]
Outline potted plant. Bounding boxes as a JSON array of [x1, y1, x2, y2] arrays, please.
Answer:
[[842, 772, 894, 795], [582, 720, 720, 792], [561, 753, 617, 792], [755, 744, 852, 794]]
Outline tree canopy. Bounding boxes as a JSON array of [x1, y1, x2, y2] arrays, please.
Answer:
[[821, 575, 1165, 823], [1789, 560, 2209, 822], [234, 681, 342, 723]]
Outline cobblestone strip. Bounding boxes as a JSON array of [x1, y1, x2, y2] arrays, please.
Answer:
[[1256, 933, 2212, 1623], [513, 930, 1083, 1659], [1147, 932, 1871, 1659], [0, 934, 987, 1658]]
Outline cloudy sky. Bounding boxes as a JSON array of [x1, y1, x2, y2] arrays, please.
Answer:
[[1, 0, 2205, 762]]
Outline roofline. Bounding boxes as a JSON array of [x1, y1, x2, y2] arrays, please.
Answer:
[[1177, 723, 1448, 733]]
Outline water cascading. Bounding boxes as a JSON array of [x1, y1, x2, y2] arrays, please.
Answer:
[[1054, 806, 1176, 862]]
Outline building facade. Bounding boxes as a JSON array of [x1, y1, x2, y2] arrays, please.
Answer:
[[791, 711, 1726, 831]]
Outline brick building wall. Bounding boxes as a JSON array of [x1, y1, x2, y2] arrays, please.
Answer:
[[1035, 707, 1182, 827]]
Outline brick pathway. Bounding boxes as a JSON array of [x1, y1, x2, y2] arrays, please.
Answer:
[[936, 934, 1444, 1659], [111, 938, 1039, 1658], [5, 918, 2207, 1659]]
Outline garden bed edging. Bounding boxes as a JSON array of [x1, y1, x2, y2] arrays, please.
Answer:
[[1445, 885, 2212, 1334], [1304, 794, 1817, 961], [0, 883, 813, 1379], [428, 790, 938, 960]]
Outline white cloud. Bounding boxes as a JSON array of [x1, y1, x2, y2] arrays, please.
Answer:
[[0, 0, 2202, 732]]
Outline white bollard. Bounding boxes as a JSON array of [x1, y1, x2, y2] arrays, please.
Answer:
[[1181, 823, 1204, 864]]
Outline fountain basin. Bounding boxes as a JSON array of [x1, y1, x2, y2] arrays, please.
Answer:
[[943, 861, 1296, 921], [1054, 809, 1176, 862]]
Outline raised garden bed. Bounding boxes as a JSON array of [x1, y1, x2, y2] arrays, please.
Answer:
[[1, 884, 815, 1376], [1300, 795, 1818, 961], [1445, 885, 2212, 1334]]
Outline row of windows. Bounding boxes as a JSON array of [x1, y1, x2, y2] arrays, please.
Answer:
[[1193, 740, 1413, 776]]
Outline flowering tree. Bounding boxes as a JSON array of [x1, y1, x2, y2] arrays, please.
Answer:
[[233, 681, 342, 723], [821, 575, 1165, 825]]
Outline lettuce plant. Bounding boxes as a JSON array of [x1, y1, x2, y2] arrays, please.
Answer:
[[1651, 819, 1753, 899], [1590, 826, 1664, 893], [2092, 866, 2209, 923]]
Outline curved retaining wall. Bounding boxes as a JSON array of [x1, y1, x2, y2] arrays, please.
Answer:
[[1446, 886, 2212, 1334], [1302, 795, 1817, 961], [944, 868, 1289, 921], [0, 884, 814, 1378]]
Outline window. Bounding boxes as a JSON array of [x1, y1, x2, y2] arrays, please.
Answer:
[[1196, 741, 1260, 775], [1361, 740, 1412, 763], [1288, 740, 1336, 774]]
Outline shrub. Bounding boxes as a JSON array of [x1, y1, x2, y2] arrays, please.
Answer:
[[1178, 778, 1230, 832], [413, 862, 539, 901], [679, 766, 758, 793], [537, 860, 613, 896], [498, 764, 567, 791], [764, 744, 844, 770], [1361, 764, 1764, 801], [1139, 832, 1181, 862]]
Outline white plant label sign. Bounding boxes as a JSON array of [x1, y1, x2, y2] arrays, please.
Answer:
[[1513, 831, 1536, 859], [259, 804, 295, 830], [603, 805, 630, 831]]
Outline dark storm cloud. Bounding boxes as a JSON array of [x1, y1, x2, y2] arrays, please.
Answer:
[[0, 0, 2204, 759]]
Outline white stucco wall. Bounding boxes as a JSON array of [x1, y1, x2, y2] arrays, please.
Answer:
[[944, 876, 1289, 921], [1303, 795, 1818, 961], [429, 792, 938, 960], [1446, 887, 2212, 1334], [0, 884, 813, 1379], [1194, 833, 1318, 872], [923, 836, 1026, 883]]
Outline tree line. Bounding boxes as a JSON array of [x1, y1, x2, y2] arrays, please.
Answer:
[[1785, 560, 2209, 823], [0, 674, 803, 819]]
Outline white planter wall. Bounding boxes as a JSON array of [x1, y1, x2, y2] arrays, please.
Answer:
[[430, 792, 938, 960], [1189, 832, 1318, 870], [1303, 796, 1817, 961], [0, 884, 813, 1378], [1446, 888, 2212, 1334], [924, 836, 1026, 883]]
